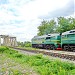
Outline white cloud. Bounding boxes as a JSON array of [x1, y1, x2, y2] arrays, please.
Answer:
[[0, 0, 74, 42], [18, 0, 69, 19]]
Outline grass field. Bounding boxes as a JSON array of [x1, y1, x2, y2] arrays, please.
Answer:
[[0, 46, 75, 75], [17, 46, 40, 50]]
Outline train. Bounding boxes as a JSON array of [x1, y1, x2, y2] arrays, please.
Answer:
[[31, 30, 75, 51]]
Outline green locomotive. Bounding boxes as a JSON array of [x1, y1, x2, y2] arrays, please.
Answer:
[[61, 30, 75, 51], [31, 33, 62, 50], [32, 30, 75, 51]]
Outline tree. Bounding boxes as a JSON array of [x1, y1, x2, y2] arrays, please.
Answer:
[[44, 20, 56, 34], [68, 18, 75, 29], [37, 20, 48, 35], [56, 17, 75, 33], [37, 17, 75, 35], [17, 41, 31, 47], [24, 41, 31, 47], [37, 19, 56, 35]]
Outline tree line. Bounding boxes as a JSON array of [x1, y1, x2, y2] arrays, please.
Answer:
[[37, 17, 75, 35], [17, 41, 31, 47]]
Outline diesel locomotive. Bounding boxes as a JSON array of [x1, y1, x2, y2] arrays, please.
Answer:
[[61, 30, 75, 51], [31, 30, 75, 51]]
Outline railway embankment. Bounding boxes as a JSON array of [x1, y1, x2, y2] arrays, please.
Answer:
[[12, 47, 75, 61]]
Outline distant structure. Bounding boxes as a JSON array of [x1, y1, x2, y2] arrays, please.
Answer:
[[0, 35, 17, 47]]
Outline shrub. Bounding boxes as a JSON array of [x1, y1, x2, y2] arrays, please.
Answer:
[[13, 53, 23, 58], [35, 54, 43, 59], [0, 46, 9, 52]]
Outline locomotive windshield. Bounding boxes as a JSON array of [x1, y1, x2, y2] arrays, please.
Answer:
[[46, 37, 50, 40], [70, 31, 75, 33]]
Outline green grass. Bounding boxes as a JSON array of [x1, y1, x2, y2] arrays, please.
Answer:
[[17, 46, 40, 50], [0, 46, 75, 75], [0, 46, 38, 75]]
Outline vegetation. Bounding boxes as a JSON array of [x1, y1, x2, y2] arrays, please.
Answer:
[[37, 20, 56, 35], [0, 46, 75, 75], [17, 46, 40, 51], [37, 17, 75, 35], [56, 17, 75, 33], [0, 46, 38, 75], [17, 41, 31, 47]]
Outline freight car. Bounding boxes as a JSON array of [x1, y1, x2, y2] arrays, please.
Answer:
[[31, 33, 62, 50]]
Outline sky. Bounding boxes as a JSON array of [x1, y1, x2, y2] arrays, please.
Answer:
[[0, 0, 75, 42]]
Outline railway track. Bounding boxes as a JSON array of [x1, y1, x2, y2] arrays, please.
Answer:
[[11, 47, 75, 61]]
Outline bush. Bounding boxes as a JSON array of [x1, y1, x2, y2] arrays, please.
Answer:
[[25, 42, 31, 47], [0, 46, 9, 53], [35, 54, 43, 59], [13, 53, 23, 58]]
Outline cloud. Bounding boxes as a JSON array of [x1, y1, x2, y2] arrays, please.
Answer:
[[39, 0, 74, 19], [0, 0, 9, 5], [0, 0, 74, 42], [7, 8, 19, 16]]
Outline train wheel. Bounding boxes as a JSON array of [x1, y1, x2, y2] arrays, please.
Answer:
[[45, 45, 50, 49], [63, 45, 69, 51], [50, 45, 55, 50], [70, 46, 75, 52], [73, 50, 75, 52]]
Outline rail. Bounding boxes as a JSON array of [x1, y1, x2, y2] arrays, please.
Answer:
[[11, 47, 75, 61]]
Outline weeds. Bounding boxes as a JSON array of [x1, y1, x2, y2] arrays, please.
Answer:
[[0, 46, 75, 75], [0, 46, 9, 53]]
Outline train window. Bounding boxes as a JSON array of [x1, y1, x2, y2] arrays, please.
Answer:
[[46, 37, 51, 39], [70, 31, 75, 33], [67, 34, 75, 37]]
